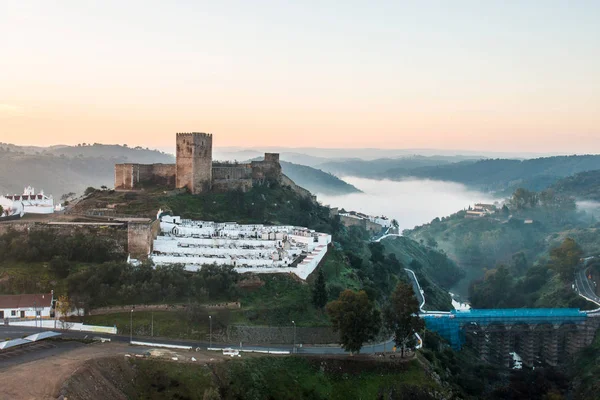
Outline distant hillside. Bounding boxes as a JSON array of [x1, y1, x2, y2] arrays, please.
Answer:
[[0, 144, 174, 198], [0, 143, 359, 198], [381, 155, 600, 194], [551, 170, 600, 202], [317, 155, 480, 178], [280, 161, 361, 196]]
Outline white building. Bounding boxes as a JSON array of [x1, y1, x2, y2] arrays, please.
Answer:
[[0, 292, 54, 320], [2, 186, 55, 215], [146, 213, 332, 280], [0, 195, 24, 218]]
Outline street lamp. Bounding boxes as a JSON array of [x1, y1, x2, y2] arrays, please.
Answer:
[[130, 309, 133, 343], [209, 315, 212, 349], [292, 320, 296, 354]]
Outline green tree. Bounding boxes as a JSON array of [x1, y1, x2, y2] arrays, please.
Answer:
[[511, 252, 528, 273], [0, 205, 3, 217], [383, 282, 424, 357], [48, 256, 71, 279], [312, 269, 327, 309], [326, 290, 380, 354], [84, 186, 96, 196], [368, 242, 385, 264], [549, 238, 582, 282], [510, 188, 539, 210]]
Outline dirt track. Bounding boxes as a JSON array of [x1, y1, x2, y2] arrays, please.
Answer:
[[0, 341, 228, 400], [0, 343, 133, 400]]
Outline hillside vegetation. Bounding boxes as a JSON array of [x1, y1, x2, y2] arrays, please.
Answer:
[[551, 169, 600, 202], [380, 155, 600, 194], [406, 187, 600, 308], [317, 155, 478, 178], [61, 356, 444, 400], [1, 185, 453, 336]]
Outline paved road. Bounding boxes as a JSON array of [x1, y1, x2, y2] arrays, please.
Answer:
[[575, 266, 600, 307], [0, 324, 396, 355]]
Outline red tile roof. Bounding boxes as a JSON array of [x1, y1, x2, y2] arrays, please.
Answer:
[[0, 293, 53, 309]]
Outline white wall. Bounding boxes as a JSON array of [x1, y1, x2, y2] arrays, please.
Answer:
[[1, 306, 52, 319]]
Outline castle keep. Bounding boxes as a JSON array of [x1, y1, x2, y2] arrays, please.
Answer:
[[114, 133, 282, 194]]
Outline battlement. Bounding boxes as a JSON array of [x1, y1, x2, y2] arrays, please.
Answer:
[[264, 153, 280, 163], [176, 132, 212, 138]]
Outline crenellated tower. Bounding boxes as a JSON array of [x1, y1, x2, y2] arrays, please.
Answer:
[[176, 132, 213, 194]]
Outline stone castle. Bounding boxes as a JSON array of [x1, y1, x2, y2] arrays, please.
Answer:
[[115, 133, 283, 193]]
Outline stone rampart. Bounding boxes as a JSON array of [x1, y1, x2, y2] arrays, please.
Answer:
[[212, 179, 253, 193], [114, 163, 176, 190], [339, 215, 383, 233], [212, 163, 253, 180], [0, 222, 127, 253], [127, 219, 160, 259]]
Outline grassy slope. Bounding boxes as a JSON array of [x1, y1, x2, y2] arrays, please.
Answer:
[[381, 236, 456, 311], [128, 357, 440, 400]]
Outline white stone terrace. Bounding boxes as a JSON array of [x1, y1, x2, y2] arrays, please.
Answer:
[[149, 215, 331, 280]]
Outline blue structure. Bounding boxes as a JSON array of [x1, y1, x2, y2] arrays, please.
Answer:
[[423, 308, 588, 350]]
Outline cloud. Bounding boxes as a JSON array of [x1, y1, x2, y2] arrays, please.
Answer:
[[0, 104, 25, 117]]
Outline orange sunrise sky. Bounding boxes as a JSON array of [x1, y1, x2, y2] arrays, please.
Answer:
[[1, 1, 599, 153]]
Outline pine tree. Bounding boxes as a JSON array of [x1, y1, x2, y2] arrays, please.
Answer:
[[312, 269, 328, 309]]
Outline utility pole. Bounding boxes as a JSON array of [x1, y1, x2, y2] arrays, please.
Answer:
[[209, 315, 212, 349], [130, 309, 133, 343], [292, 320, 296, 354]]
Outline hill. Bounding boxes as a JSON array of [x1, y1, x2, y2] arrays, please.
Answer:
[[551, 169, 600, 202], [0, 143, 359, 198], [379, 155, 600, 194], [317, 155, 479, 178], [0, 144, 174, 198], [280, 161, 361, 195]]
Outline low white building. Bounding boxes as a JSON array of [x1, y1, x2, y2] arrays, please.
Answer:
[[146, 213, 332, 280], [0, 292, 54, 320], [2, 186, 55, 215], [0, 195, 24, 218]]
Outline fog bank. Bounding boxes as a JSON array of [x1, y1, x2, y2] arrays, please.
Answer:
[[317, 177, 498, 232]]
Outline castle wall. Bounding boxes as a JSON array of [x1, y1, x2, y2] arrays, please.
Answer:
[[115, 164, 176, 190], [251, 153, 282, 183], [148, 164, 176, 186], [212, 179, 253, 193], [176, 132, 212, 194], [114, 135, 293, 196], [115, 164, 135, 189], [127, 219, 160, 259], [280, 174, 316, 201]]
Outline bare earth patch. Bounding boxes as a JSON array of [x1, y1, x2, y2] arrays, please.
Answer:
[[0, 342, 224, 400]]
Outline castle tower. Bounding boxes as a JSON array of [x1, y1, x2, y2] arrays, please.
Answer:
[[176, 132, 213, 194]]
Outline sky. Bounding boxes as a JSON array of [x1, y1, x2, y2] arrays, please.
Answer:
[[1, 1, 599, 153]]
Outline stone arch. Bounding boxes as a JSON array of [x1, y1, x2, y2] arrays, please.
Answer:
[[557, 322, 580, 361]]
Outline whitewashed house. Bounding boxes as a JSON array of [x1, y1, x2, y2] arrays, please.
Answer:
[[2, 186, 55, 215], [0, 292, 54, 320]]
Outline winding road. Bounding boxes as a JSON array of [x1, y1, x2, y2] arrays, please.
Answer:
[[574, 259, 600, 307]]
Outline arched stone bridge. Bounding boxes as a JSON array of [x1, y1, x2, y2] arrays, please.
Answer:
[[422, 308, 600, 367]]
